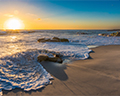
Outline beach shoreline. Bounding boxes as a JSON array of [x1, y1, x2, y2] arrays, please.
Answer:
[[3, 45, 120, 96]]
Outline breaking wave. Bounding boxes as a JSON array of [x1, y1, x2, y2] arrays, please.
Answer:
[[0, 47, 91, 95]]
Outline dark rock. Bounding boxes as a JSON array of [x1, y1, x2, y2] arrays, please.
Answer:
[[37, 54, 63, 63], [52, 37, 69, 42], [48, 57, 63, 63], [45, 39, 51, 42], [98, 32, 120, 37], [76, 32, 89, 35], [116, 32, 120, 36], [37, 38, 51, 42], [28, 31, 35, 33], [80, 32, 88, 35], [37, 38, 46, 42], [52, 53, 63, 58], [110, 32, 120, 36], [50, 39, 59, 42], [98, 33, 108, 36], [52, 37, 60, 40], [37, 55, 48, 62], [110, 32, 116, 36], [60, 38, 69, 42], [37, 37, 69, 43]]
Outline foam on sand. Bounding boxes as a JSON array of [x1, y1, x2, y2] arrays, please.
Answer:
[[0, 47, 91, 96], [0, 50, 53, 96]]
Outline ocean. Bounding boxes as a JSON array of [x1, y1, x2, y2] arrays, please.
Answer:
[[0, 30, 120, 95]]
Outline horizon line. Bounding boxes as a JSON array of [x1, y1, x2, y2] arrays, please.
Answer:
[[1, 28, 120, 30]]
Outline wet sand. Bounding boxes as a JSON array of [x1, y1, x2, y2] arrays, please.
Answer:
[[3, 45, 120, 96]]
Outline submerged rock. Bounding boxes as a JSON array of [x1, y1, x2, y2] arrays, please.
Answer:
[[80, 32, 88, 35], [37, 37, 69, 43], [76, 32, 89, 35]]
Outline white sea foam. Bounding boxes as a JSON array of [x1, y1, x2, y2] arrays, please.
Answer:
[[0, 47, 91, 95], [0, 30, 120, 95], [0, 50, 53, 96]]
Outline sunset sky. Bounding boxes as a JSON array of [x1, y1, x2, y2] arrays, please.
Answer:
[[0, 0, 120, 30]]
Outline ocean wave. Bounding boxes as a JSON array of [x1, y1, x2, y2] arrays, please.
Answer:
[[1, 30, 119, 95], [0, 49, 53, 96], [0, 48, 91, 95], [0, 30, 37, 35]]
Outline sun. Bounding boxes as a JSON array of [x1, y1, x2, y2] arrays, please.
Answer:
[[4, 18, 25, 30]]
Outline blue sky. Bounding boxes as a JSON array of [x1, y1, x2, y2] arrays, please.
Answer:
[[29, 0, 120, 13], [0, 0, 120, 29]]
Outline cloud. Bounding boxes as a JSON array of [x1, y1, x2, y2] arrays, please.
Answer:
[[4, 14, 14, 17], [37, 18, 41, 20], [14, 10, 19, 15], [34, 18, 41, 21], [26, 13, 41, 21], [3, 10, 19, 18], [26, 13, 37, 17]]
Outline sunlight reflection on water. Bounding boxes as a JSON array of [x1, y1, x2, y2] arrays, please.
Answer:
[[0, 35, 25, 58], [10, 36, 17, 41]]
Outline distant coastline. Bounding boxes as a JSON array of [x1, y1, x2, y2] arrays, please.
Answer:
[[107, 29, 120, 31]]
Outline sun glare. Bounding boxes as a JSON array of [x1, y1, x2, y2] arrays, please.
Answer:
[[4, 18, 25, 30]]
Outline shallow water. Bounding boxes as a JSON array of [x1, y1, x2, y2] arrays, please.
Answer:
[[0, 30, 120, 95]]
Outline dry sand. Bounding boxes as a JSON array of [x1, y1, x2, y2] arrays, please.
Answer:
[[3, 45, 120, 96]]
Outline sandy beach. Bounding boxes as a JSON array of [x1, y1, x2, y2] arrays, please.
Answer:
[[3, 45, 120, 96]]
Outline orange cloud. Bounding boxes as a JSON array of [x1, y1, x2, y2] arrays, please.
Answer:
[[4, 14, 14, 17], [26, 13, 37, 17], [37, 18, 41, 20]]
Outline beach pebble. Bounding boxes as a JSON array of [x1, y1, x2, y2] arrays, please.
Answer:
[[49, 81, 53, 85]]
